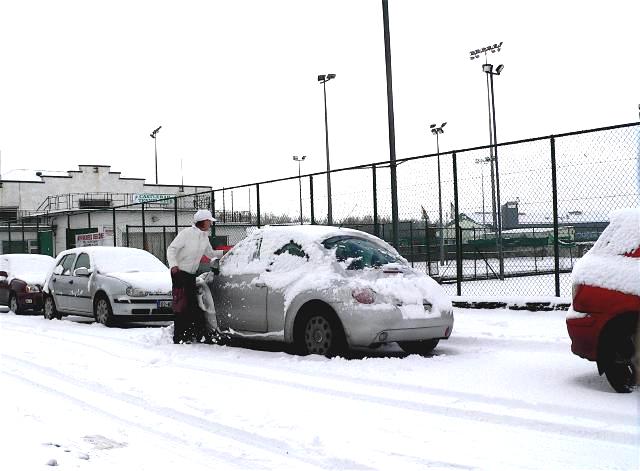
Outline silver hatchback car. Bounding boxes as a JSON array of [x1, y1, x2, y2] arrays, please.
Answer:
[[204, 225, 453, 356], [43, 247, 173, 325]]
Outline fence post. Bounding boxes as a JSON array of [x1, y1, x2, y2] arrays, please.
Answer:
[[372, 165, 379, 237], [211, 190, 216, 239], [36, 217, 40, 254], [173, 197, 178, 237], [309, 176, 315, 225], [21, 219, 25, 252], [409, 220, 414, 267], [222, 190, 226, 223], [550, 136, 561, 297], [425, 218, 431, 276], [162, 226, 167, 264], [125, 225, 130, 247], [112, 208, 117, 247], [141, 202, 146, 250], [256, 183, 261, 228], [452, 152, 462, 296], [87, 211, 91, 229]]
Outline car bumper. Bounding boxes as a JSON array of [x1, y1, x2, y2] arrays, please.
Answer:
[[17, 292, 44, 311], [566, 307, 598, 361], [112, 297, 175, 321], [333, 302, 454, 347]]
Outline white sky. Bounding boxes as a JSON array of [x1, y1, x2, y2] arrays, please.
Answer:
[[0, 0, 638, 190]]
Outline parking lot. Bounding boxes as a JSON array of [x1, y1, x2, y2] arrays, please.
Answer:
[[1, 307, 637, 470]]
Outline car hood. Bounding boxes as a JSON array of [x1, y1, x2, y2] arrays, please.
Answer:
[[104, 271, 172, 293]]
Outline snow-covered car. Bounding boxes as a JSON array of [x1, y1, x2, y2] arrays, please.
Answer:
[[567, 208, 640, 393], [43, 247, 173, 326], [204, 225, 453, 356], [0, 254, 55, 314]]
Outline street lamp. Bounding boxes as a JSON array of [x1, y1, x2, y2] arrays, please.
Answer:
[[318, 74, 336, 225], [293, 156, 307, 224], [150, 126, 162, 184], [430, 122, 447, 266]]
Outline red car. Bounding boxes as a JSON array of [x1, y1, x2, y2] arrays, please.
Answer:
[[0, 254, 56, 314], [567, 208, 640, 393]]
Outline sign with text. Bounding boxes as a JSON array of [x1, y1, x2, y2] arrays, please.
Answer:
[[75, 232, 113, 247], [133, 193, 173, 205]]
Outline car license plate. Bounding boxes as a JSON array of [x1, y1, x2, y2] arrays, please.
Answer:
[[25, 299, 33, 304], [157, 300, 172, 309]]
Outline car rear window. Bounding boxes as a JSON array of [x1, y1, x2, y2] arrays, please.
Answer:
[[322, 236, 402, 270]]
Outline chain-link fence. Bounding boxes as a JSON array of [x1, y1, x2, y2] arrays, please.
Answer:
[[64, 121, 638, 300]]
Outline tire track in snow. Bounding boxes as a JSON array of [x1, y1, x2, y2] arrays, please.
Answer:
[[0, 353, 372, 471], [3, 319, 633, 431]]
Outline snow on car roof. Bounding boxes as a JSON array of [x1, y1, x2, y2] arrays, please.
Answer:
[[57, 246, 167, 273], [590, 208, 640, 256]]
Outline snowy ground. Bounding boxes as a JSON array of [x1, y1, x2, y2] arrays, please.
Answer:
[[1, 308, 638, 470]]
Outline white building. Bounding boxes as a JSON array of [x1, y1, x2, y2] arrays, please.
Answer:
[[0, 164, 220, 259]]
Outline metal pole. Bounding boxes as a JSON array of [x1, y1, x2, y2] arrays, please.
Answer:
[[256, 184, 261, 228], [550, 137, 561, 297], [112, 208, 117, 247], [173, 197, 178, 237], [87, 211, 91, 229], [154, 137, 158, 185], [323, 81, 333, 225], [298, 160, 303, 224], [125, 224, 130, 247], [21, 219, 25, 252], [409, 220, 414, 268], [141, 202, 146, 251], [372, 165, 379, 237], [211, 191, 216, 238], [486, 72, 497, 231], [425, 218, 431, 276], [436, 133, 444, 266], [223, 191, 226, 223], [452, 152, 462, 296], [162, 226, 167, 265], [309, 175, 315, 225], [36, 217, 40, 254], [382, 0, 400, 250], [489, 71, 505, 278]]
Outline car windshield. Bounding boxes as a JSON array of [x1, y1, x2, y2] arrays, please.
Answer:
[[322, 236, 403, 270]]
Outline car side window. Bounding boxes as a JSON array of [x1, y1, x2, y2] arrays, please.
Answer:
[[60, 254, 77, 275], [74, 253, 91, 271], [274, 241, 307, 259]]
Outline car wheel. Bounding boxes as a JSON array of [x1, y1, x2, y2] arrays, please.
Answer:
[[398, 339, 440, 355], [603, 329, 637, 393], [299, 311, 346, 357], [9, 293, 22, 315], [43, 295, 61, 320], [94, 295, 114, 327]]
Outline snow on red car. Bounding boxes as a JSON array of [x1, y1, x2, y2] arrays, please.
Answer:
[[567, 208, 640, 392]]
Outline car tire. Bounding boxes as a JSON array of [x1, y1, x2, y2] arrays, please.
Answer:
[[43, 295, 61, 320], [9, 293, 23, 315], [94, 295, 115, 327], [296, 309, 347, 357], [602, 328, 637, 393], [398, 339, 440, 355]]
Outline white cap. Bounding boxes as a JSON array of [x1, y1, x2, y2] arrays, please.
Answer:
[[193, 209, 216, 223]]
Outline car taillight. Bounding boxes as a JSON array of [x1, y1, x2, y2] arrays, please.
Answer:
[[352, 288, 376, 304], [624, 247, 640, 258]]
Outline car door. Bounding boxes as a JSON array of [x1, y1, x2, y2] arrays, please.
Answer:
[[212, 234, 268, 333], [51, 254, 77, 311], [0, 256, 9, 305], [265, 241, 310, 333], [67, 252, 93, 314]]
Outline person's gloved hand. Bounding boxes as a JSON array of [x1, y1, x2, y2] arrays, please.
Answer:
[[170, 266, 180, 275]]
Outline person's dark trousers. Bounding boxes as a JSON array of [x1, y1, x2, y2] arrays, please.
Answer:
[[171, 270, 206, 344]]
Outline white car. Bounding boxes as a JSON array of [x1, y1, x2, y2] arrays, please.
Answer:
[[43, 247, 173, 325]]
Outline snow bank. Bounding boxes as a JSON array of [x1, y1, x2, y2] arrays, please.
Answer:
[[571, 208, 640, 296]]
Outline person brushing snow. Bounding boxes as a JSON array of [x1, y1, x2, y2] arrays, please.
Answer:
[[167, 209, 218, 344]]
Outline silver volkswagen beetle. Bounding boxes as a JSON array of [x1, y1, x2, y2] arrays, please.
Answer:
[[204, 225, 453, 356], [43, 247, 173, 325]]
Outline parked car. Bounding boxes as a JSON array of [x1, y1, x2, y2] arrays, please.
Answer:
[[567, 208, 640, 392], [0, 254, 55, 314], [203, 225, 454, 356], [43, 247, 173, 326]]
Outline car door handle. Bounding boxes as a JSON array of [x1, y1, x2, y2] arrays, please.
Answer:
[[68, 280, 74, 284], [254, 282, 267, 288], [52, 278, 57, 283]]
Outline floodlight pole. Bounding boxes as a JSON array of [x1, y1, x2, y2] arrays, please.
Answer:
[[150, 126, 162, 184], [318, 74, 335, 225], [430, 123, 447, 266]]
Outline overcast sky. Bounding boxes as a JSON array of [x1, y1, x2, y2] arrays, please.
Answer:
[[0, 0, 638, 191]]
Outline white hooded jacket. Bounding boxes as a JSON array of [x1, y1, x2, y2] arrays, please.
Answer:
[[166, 225, 217, 274]]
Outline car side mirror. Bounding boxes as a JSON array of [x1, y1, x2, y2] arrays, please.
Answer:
[[210, 258, 220, 275], [73, 267, 90, 277], [0, 270, 7, 279]]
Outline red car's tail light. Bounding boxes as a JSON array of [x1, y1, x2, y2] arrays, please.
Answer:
[[624, 247, 640, 258]]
